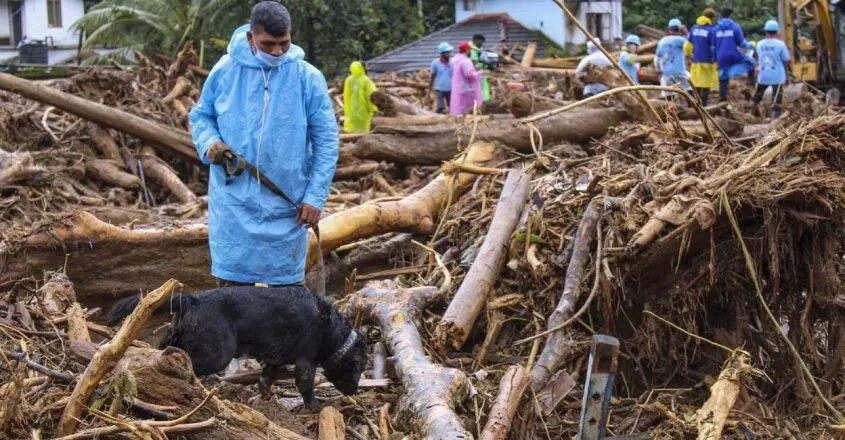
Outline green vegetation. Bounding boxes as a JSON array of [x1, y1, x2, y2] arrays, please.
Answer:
[[74, 0, 454, 78], [623, 0, 778, 40]]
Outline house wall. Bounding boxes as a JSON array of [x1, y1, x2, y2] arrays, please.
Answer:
[[455, 0, 622, 49], [0, 1, 11, 42], [455, 0, 566, 47], [565, 1, 623, 47], [22, 0, 85, 46]]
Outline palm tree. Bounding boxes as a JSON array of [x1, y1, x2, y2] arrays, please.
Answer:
[[72, 0, 247, 57]]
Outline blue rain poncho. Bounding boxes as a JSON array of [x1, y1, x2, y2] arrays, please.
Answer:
[[189, 24, 339, 285]]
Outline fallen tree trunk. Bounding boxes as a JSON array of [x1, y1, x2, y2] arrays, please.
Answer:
[[351, 106, 629, 165], [0, 72, 200, 164], [1, 143, 495, 298], [372, 114, 493, 127], [85, 159, 140, 189], [138, 147, 198, 203], [86, 123, 124, 164], [505, 92, 562, 118], [333, 162, 383, 180], [436, 169, 531, 350], [341, 281, 471, 440], [371, 90, 436, 116], [480, 365, 530, 440], [305, 141, 496, 267], [531, 197, 603, 390]]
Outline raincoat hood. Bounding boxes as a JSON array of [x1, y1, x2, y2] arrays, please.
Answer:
[[349, 61, 365, 76], [696, 16, 711, 26], [228, 24, 305, 68]]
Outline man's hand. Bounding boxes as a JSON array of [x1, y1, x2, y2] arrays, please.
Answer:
[[207, 142, 230, 164], [297, 203, 321, 229]]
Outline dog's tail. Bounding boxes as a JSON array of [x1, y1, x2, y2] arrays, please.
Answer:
[[106, 293, 195, 326]]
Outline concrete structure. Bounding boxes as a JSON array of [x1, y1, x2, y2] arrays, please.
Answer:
[[455, 0, 622, 49], [0, 0, 85, 47]]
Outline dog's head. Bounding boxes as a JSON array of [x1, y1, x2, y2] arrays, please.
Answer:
[[322, 329, 368, 395]]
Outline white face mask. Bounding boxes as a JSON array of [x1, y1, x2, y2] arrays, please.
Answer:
[[254, 47, 284, 67]]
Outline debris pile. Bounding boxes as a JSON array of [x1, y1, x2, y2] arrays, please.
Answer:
[[2, 42, 845, 440]]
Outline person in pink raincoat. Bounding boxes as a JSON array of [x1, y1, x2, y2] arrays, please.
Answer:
[[449, 41, 483, 115]]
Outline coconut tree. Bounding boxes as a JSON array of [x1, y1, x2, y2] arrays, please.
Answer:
[[72, 0, 247, 57]]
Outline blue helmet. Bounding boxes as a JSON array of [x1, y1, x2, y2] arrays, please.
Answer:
[[764, 20, 779, 32], [668, 18, 682, 29], [625, 34, 641, 46], [438, 42, 454, 54]]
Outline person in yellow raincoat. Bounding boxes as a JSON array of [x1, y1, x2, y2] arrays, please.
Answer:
[[684, 12, 718, 104], [343, 61, 377, 133]]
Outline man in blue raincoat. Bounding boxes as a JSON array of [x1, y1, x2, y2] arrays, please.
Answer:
[[189, 1, 339, 287], [714, 7, 755, 101]]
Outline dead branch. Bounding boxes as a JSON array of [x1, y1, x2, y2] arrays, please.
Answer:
[[480, 365, 530, 440], [57, 279, 181, 435], [436, 168, 531, 349], [138, 146, 198, 203], [342, 281, 472, 439], [531, 197, 602, 390]]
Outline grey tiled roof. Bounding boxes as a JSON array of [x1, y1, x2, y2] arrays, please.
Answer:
[[367, 13, 559, 73]]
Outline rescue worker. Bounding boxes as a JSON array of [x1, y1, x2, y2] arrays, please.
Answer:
[[450, 41, 483, 115], [343, 61, 377, 133], [752, 20, 791, 119], [619, 34, 641, 84], [685, 13, 717, 104], [430, 42, 454, 114], [188, 1, 338, 287], [469, 34, 491, 101], [656, 19, 692, 96], [576, 40, 612, 98], [715, 7, 755, 101]]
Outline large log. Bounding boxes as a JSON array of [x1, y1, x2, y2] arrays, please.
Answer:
[[0, 72, 200, 164], [304, 141, 496, 267], [341, 281, 471, 440], [1, 143, 496, 298], [435, 169, 531, 350], [371, 90, 436, 116], [351, 106, 629, 165]]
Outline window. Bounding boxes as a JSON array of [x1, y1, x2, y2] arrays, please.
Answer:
[[463, 0, 476, 11], [47, 0, 62, 28]]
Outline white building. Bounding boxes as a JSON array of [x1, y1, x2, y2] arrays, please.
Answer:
[[0, 0, 85, 47], [455, 0, 622, 49]]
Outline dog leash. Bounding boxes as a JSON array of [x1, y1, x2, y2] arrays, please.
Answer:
[[218, 149, 326, 297]]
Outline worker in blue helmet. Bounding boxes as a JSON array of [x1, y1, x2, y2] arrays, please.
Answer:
[[685, 12, 717, 104], [619, 34, 641, 84], [430, 42, 454, 114], [752, 20, 791, 118], [656, 18, 692, 97]]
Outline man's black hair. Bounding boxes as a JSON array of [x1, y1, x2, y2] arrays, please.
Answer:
[[472, 34, 486, 42], [721, 6, 733, 18], [250, 1, 292, 36], [669, 26, 680, 32]]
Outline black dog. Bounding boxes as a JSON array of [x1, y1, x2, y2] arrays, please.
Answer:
[[107, 286, 368, 407]]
